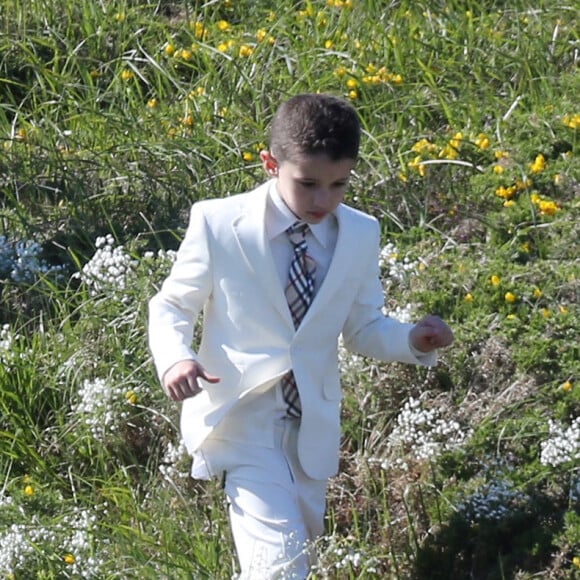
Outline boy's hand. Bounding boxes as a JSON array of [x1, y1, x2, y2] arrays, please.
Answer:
[[162, 360, 221, 402], [410, 315, 454, 353]]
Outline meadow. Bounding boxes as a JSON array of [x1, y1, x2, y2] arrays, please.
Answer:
[[0, 0, 578, 577]]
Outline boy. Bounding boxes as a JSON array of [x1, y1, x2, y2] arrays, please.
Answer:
[[148, 93, 453, 579]]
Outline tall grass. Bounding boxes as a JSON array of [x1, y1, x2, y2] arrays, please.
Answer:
[[1, 0, 578, 578]]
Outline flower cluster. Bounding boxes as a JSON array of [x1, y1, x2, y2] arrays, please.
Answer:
[[0, 506, 102, 577], [0, 235, 64, 284], [71, 377, 131, 441], [159, 439, 189, 482], [456, 478, 530, 524], [384, 303, 415, 323], [313, 536, 381, 576], [539, 416, 580, 467], [406, 132, 480, 177], [337, 336, 367, 377], [379, 242, 419, 285], [385, 396, 471, 469], [76, 235, 137, 296], [0, 324, 16, 361]]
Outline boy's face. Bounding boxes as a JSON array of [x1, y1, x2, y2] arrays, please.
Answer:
[[260, 151, 355, 224]]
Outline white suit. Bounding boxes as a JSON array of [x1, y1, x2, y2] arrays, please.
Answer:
[[148, 180, 433, 481]]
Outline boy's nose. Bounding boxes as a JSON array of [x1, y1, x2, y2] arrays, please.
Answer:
[[314, 189, 331, 207]]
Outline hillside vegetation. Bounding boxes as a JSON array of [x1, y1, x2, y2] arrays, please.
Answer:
[[0, 1, 578, 578]]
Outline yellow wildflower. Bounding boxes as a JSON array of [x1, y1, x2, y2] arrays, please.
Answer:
[[189, 86, 205, 98], [495, 150, 510, 159], [561, 380, 573, 392], [474, 133, 490, 150], [506, 314, 518, 320], [495, 185, 516, 199], [439, 144, 459, 160], [572, 555, 580, 568], [521, 241, 531, 253], [164, 43, 176, 56], [242, 151, 256, 162], [256, 29, 275, 44], [493, 165, 504, 174], [408, 156, 427, 177], [180, 115, 194, 127], [125, 390, 137, 405], [238, 45, 254, 58], [563, 114, 580, 129], [412, 138, 437, 154], [559, 305, 568, 314], [147, 98, 159, 109], [335, 66, 348, 77], [464, 293, 474, 303], [193, 22, 207, 40], [533, 288, 542, 298], [538, 200, 559, 215], [346, 78, 359, 89], [64, 554, 76, 565], [121, 69, 134, 81], [114, 12, 125, 22], [503, 200, 516, 208], [541, 308, 551, 318], [505, 292, 517, 303], [490, 275, 501, 286], [450, 132, 463, 150], [515, 178, 532, 190], [324, 39, 334, 49], [348, 89, 358, 100], [217, 20, 231, 31], [529, 153, 546, 174], [24, 485, 34, 496]]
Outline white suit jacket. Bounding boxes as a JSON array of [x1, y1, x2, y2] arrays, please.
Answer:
[[148, 180, 434, 480]]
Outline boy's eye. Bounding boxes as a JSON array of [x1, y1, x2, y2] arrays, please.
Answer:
[[298, 180, 316, 188]]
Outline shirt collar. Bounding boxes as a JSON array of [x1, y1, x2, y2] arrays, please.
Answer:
[[266, 180, 332, 247]]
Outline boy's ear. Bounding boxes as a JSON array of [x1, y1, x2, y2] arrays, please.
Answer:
[[260, 150, 278, 176]]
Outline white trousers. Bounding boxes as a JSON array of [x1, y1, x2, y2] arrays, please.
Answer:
[[201, 417, 327, 579]]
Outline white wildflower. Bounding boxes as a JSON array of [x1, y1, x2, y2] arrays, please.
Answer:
[[76, 235, 137, 295], [71, 377, 129, 440], [385, 395, 471, 468], [159, 439, 189, 481], [379, 242, 419, 285], [540, 417, 580, 467]]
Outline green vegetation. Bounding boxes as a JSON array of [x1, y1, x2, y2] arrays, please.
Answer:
[[0, 0, 578, 577]]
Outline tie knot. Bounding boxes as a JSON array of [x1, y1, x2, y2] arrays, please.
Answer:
[[286, 221, 309, 244]]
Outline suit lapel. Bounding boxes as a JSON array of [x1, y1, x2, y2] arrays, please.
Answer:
[[231, 183, 293, 326]]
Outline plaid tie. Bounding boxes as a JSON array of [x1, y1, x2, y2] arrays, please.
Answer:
[[281, 221, 316, 418]]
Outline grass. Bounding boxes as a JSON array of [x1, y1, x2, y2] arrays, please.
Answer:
[[0, 0, 579, 578]]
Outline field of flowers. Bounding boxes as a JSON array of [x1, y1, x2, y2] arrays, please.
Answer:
[[0, 0, 578, 578]]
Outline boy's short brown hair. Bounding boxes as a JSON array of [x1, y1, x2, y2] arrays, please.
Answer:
[[269, 94, 360, 163]]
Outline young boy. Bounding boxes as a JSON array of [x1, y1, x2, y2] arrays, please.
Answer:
[[148, 93, 453, 579]]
